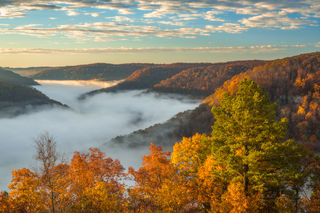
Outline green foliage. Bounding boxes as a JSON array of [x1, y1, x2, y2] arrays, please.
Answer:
[[210, 78, 312, 211]]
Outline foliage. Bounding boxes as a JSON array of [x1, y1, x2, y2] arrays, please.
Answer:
[[154, 61, 264, 96]]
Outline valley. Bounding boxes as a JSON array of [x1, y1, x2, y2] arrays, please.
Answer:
[[0, 52, 319, 211], [0, 79, 199, 190]]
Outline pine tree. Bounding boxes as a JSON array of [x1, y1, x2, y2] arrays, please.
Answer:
[[210, 78, 311, 211]]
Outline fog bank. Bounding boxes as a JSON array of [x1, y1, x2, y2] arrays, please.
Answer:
[[0, 80, 199, 190]]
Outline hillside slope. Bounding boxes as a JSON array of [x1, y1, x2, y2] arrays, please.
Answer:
[[82, 63, 212, 98], [108, 52, 320, 151], [0, 81, 66, 117], [28, 63, 152, 81], [153, 60, 265, 96], [0, 68, 38, 85]]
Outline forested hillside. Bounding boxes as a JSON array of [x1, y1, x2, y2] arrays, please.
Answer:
[[28, 63, 153, 81], [110, 52, 320, 152], [0, 81, 65, 117], [82, 63, 212, 98], [0, 68, 38, 86], [177, 52, 320, 149], [153, 60, 265, 96]]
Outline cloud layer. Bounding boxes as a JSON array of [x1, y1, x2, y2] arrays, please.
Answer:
[[0, 44, 309, 55], [0, 81, 199, 190], [0, 0, 319, 41]]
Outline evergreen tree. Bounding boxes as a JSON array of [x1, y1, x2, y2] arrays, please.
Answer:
[[210, 78, 311, 211]]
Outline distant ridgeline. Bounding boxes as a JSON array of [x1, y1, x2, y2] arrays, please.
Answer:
[[10, 63, 154, 81], [81, 61, 265, 98], [0, 68, 65, 117], [105, 52, 320, 151]]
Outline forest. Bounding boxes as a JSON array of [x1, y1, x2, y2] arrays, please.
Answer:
[[1, 79, 319, 213]]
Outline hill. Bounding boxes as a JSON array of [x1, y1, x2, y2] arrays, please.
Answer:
[[82, 63, 212, 98], [107, 52, 320, 151], [0, 81, 66, 117], [0, 68, 39, 85], [26, 63, 153, 81], [83, 61, 265, 99], [153, 60, 265, 96]]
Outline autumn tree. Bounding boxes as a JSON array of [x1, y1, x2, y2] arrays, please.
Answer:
[[172, 79, 312, 212], [8, 168, 45, 212], [35, 132, 59, 213], [128, 143, 193, 212], [68, 147, 125, 212], [0, 191, 13, 213]]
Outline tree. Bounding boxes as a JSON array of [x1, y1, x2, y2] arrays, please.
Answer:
[[8, 168, 45, 212], [171, 79, 312, 212], [210, 78, 311, 211], [128, 143, 193, 212], [68, 148, 125, 212], [0, 191, 13, 213], [35, 132, 59, 213]]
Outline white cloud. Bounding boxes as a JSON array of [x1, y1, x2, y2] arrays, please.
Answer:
[[49, 17, 56, 20], [206, 23, 248, 33], [0, 0, 318, 33], [177, 13, 202, 21], [240, 11, 311, 29], [0, 22, 211, 40], [158, 21, 184, 26], [66, 10, 80, 16], [204, 11, 224, 22], [85, 12, 100, 17], [113, 16, 133, 22], [0, 44, 305, 55]]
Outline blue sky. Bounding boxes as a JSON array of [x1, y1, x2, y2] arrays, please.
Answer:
[[0, 0, 319, 67]]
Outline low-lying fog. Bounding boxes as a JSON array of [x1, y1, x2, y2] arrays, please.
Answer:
[[0, 80, 200, 190]]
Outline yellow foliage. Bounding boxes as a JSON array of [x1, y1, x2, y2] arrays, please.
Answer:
[[297, 106, 305, 115], [171, 133, 210, 175]]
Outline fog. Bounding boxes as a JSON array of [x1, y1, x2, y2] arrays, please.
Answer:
[[0, 80, 200, 190]]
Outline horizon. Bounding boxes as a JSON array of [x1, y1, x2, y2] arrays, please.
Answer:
[[4, 51, 319, 68], [0, 0, 319, 67]]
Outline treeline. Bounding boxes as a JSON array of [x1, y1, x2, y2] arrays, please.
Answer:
[[0, 68, 38, 86], [82, 63, 212, 98], [1, 79, 319, 212], [0, 81, 61, 105], [153, 60, 265, 96], [27, 63, 153, 81]]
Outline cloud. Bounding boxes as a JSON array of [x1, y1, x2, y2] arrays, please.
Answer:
[[204, 10, 224, 22], [0, 81, 199, 190], [175, 13, 202, 21], [158, 21, 184, 26], [0, 22, 211, 39], [113, 16, 133, 22], [66, 10, 80, 16], [240, 11, 312, 29], [85, 12, 100, 17], [0, 44, 306, 55], [0, 0, 318, 36], [206, 23, 248, 33]]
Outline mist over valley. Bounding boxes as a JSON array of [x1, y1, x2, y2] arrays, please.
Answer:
[[0, 80, 199, 190]]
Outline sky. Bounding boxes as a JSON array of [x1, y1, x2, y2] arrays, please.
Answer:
[[0, 0, 319, 67]]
